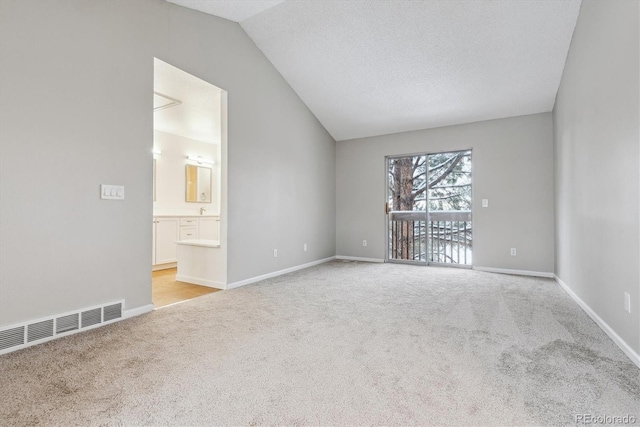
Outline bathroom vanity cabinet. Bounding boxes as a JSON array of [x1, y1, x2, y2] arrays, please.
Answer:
[[152, 215, 220, 268], [199, 217, 220, 240], [179, 217, 199, 240], [153, 217, 179, 265]]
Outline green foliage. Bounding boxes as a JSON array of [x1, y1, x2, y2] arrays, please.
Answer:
[[388, 150, 471, 212], [427, 151, 471, 211], [388, 151, 473, 264]]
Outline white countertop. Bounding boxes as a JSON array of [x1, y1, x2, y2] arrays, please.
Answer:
[[176, 239, 221, 248]]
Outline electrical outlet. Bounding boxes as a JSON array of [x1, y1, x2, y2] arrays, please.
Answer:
[[362, 240, 367, 247], [273, 249, 277, 258], [303, 243, 307, 252], [624, 292, 631, 314], [510, 248, 517, 256]]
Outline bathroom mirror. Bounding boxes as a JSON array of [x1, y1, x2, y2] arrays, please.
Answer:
[[185, 165, 212, 203]]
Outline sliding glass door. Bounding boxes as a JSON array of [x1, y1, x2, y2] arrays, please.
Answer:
[[387, 155, 428, 263], [386, 150, 473, 266], [426, 150, 472, 265]]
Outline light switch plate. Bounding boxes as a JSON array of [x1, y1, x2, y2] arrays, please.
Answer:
[[101, 184, 125, 200], [482, 199, 489, 207]]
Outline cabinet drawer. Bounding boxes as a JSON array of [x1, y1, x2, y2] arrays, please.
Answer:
[[180, 226, 198, 240], [180, 217, 199, 226]]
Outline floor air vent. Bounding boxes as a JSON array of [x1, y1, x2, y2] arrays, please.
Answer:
[[103, 303, 122, 322], [27, 319, 54, 343], [0, 326, 25, 351], [81, 308, 102, 328], [0, 300, 125, 355]]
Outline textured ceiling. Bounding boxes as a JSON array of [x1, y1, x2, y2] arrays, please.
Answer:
[[154, 58, 222, 144], [168, 0, 582, 141]]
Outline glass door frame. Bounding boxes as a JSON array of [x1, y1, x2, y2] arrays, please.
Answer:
[[385, 149, 474, 268], [385, 152, 428, 266]]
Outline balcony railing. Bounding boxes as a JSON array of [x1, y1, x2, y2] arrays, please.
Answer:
[[389, 210, 472, 265], [389, 211, 427, 261]]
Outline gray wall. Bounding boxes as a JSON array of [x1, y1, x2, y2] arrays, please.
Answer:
[[0, 0, 336, 326], [554, 0, 640, 353], [336, 113, 555, 274]]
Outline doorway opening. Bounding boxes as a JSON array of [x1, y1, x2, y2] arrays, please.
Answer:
[[152, 58, 228, 308], [152, 268, 219, 308], [386, 150, 472, 267]]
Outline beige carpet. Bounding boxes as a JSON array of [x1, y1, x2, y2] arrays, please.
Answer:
[[1, 261, 639, 426]]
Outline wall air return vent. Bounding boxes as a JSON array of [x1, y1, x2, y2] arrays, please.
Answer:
[[103, 303, 122, 322], [0, 326, 25, 351], [56, 314, 79, 334], [27, 319, 54, 343], [81, 308, 102, 328], [0, 300, 126, 355]]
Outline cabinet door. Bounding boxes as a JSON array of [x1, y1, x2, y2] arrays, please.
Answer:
[[199, 217, 219, 240], [155, 217, 179, 264]]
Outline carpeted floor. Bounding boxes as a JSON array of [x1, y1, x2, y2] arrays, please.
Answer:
[[1, 261, 639, 426]]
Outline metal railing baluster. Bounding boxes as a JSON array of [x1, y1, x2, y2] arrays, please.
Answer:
[[389, 211, 471, 265]]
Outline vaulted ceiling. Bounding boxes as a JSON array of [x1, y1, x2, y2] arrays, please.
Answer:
[[167, 0, 582, 141], [154, 58, 222, 145]]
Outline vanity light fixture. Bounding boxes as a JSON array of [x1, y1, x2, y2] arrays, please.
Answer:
[[186, 155, 214, 165]]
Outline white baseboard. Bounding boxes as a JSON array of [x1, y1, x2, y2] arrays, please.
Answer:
[[226, 256, 336, 290], [473, 266, 554, 278], [124, 304, 154, 318], [175, 275, 225, 289], [336, 256, 385, 263], [555, 275, 640, 369], [152, 262, 176, 271]]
